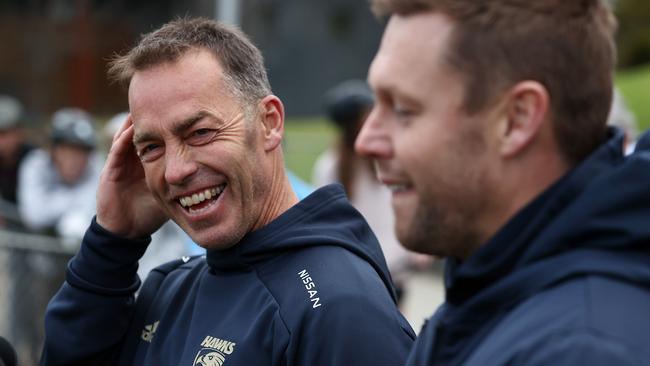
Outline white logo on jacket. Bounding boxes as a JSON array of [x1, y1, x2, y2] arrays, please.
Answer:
[[194, 351, 225, 366], [298, 269, 322, 309], [194, 335, 237, 365], [141, 320, 159, 343]]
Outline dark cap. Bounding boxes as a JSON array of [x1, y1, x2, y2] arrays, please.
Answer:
[[50, 108, 96, 149], [324, 80, 374, 128]]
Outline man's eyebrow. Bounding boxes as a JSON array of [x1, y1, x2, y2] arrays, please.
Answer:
[[132, 111, 212, 145], [171, 111, 210, 136], [374, 83, 419, 106], [133, 130, 156, 146]]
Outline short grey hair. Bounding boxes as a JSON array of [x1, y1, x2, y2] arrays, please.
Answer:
[[108, 17, 271, 108]]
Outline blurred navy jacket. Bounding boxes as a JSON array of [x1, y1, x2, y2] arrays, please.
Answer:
[[407, 128, 650, 365], [41, 184, 414, 365]]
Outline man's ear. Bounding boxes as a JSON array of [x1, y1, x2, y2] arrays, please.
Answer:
[[258, 95, 285, 152], [497, 81, 550, 157]]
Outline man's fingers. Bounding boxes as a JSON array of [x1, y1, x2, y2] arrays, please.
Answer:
[[104, 124, 140, 177], [112, 113, 133, 144], [107, 113, 137, 168], [110, 124, 135, 158]]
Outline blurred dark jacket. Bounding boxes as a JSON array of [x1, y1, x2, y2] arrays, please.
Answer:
[[407, 127, 650, 365], [0, 143, 32, 204]]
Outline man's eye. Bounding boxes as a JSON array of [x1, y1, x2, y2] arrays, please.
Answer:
[[394, 106, 414, 119], [137, 144, 160, 161], [187, 128, 217, 145], [193, 128, 210, 136]]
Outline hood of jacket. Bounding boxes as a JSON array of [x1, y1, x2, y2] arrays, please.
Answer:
[[205, 183, 398, 302], [434, 128, 650, 364]]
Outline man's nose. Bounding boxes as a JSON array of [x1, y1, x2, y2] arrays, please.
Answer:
[[355, 108, 393, 160], [164, 146, 198, 185]]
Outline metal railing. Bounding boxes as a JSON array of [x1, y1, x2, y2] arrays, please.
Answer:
[[0, 229, 76, 366]]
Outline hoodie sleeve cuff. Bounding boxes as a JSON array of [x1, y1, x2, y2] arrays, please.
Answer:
[[67, 216, 151, 296]]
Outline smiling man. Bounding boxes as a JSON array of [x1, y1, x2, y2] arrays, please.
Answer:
[[356, 0, 650, 365], [40, 18, 414, 366]]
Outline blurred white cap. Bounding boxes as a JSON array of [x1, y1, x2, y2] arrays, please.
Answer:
[[0, 95, 23, 130], [104, 112, 129, 139]]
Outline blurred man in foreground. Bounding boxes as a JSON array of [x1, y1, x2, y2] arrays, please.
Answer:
[[356, 0, 650, 364], [314, 80, 431, 305]]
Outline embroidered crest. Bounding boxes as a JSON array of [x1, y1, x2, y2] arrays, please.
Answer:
[[193, 335, 236, 366]]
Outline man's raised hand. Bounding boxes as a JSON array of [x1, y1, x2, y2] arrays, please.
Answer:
[[96, 115, 167, 238]]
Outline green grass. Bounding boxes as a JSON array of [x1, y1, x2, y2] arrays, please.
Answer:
[[617, 64, 650, 131], [283, 117, 336, 183]]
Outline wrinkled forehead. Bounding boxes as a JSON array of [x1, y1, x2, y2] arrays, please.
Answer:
[[129, 52, 236, 117], [130, 51, 225, 95]]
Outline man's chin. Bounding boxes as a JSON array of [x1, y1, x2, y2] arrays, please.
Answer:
[[396, 229, 430, 255], [186, 227, 245, 251]]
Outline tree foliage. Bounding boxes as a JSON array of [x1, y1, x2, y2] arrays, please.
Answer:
[[616, 0, 650, 68]]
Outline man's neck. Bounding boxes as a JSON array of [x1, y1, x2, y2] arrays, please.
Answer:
[[252, 157, 299, 231]]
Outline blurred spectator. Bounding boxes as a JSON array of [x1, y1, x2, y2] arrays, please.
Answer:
[[312, 80, 430, 304], [0, 95, 33, 230], [10, 107, 100, 366], [17, 107, 102, 247], [607, 88, 639, 154]]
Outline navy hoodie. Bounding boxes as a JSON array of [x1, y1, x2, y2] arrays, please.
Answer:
[[41, 184, 415, 365], [406, 128, 650, 365]]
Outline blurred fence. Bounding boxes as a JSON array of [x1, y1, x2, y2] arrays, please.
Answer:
[[0, 230, 75, 366]]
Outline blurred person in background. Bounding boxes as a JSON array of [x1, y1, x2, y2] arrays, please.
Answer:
[[18, 107, 102, 246], [313, 79, 431, 305], [0, 94, 35, 365], [11, 108, 102, 364], [0, 95, 34, 230], [356, 0, 650, 364], [607, 88, 639, 154]]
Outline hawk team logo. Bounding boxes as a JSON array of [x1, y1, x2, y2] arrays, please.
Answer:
[[194, 350, 225, 366], [193, 335, 236, 366]]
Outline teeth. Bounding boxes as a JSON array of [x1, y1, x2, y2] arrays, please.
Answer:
[[179, 185, 225, 207], [387, 184, 409, 192]]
